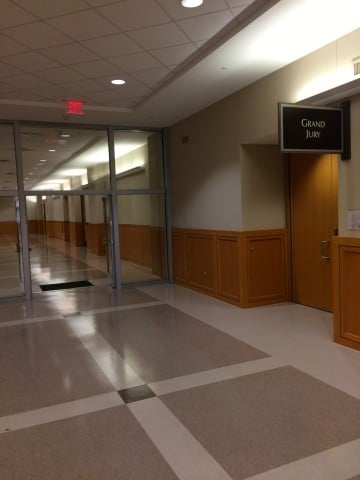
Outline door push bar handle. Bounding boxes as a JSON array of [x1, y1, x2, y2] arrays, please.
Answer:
[[320, 240, 330, 260]]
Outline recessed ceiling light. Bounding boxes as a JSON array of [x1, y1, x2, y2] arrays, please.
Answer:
[[48, 149, 56, 152], [181, 0, 203, 7], [111, 79, 126, 85]]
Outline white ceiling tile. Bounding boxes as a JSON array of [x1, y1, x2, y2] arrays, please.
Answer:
[[95, 77, 151, 98], [177, 10, 233, 42], [98, 0, 170, 31], [40, 43, 99, 65], [85, 0, 120, 6], [0, 33, 28, 56], [3, 52, 59, 72], [62, 79, 105, 95], [0, 80, 17, 93], [0, 0, 37, 28], [28, 84, 70, 101], [151, 43, 197, 66], [231, 5, 251, 16], [111, 52, 162, 73], [13, 0, 90, 18], [156, 0, 228, 20], [0, 62, 23, 78], [37, 67, 86, 84], [4, 22, 71, 49], [131, 66, 170, 86], [87, 90, 131, 106], [83, 33, 142, 57], [4, 73, 49, 89], [48, 9, 119, 41], [71, 59, 122, 78], [226, 0, 254, 7], [128, 23, 189, 50]]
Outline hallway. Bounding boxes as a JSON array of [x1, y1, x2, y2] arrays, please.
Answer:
[[0, 249, 360, 478]]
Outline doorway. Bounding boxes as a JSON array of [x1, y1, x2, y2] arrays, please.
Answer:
[[290, 153, 338, 311]]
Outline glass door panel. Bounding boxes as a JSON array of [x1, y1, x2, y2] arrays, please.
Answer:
[[118, 194, 168, 284], [102, 196, 115, 287], [0, 197, 24, 298], [20, 125, 110, 192], [114, 130, 164, 190]]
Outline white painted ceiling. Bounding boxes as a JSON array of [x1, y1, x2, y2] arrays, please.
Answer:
[[1, 0, 359, 128], [1, 0, 360, 191]]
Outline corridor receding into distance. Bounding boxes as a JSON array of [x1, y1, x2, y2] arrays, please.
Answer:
[[0, 237, 360, 480]]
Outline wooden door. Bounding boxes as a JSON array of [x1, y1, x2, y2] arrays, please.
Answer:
[[291, 153, 338, 312]]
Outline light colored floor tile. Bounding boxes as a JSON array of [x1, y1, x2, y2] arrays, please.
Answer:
[[0, 392, 123, 434], [129, 397, 233, 480], [245, 439, 360, 480], [161, 366, 360, 479], [66, 315, 145, 390], [149, 356, 287, 395], [140, 284, 360, 399]]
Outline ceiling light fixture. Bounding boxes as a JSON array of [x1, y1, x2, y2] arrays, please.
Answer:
[[181, 0, 203, 7], [111, 79, 126, 85]]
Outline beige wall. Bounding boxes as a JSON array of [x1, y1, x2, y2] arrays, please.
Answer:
[[240, 145, 285, 230], [339, 93, 360, 237], [169, 27, 360, 234]]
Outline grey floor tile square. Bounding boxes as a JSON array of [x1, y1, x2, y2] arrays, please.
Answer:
[[161, 366, 360, 480], [0, 320, 113, 416], [0, 406, 179, 480], [94, 304, 268, 382]]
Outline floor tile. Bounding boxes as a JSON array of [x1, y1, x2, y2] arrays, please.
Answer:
[[93, 304, 269, 382], [161, 366, 360, 480], [0, 406, 179, 480], [0, 320, 113, 416]]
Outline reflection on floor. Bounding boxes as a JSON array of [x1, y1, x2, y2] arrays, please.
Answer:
[[29, 235, 161, 291], [0, 235, 22, 297], [0, 269, 360, 479]]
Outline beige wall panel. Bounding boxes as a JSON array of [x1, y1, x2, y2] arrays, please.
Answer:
[[240, 145, 285, 230]]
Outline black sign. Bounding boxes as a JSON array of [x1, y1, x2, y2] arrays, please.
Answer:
[[279, 103, 343, 153]]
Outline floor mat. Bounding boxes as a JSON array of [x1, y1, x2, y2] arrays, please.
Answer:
[[39, 280, 93, 291]]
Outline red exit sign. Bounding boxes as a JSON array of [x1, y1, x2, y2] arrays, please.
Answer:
[[66, 99, 84, 115]]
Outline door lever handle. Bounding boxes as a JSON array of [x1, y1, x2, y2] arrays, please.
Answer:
[[320, 240, 330, 260]]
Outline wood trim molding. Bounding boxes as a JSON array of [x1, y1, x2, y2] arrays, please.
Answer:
[[333, 236, 360, 350]]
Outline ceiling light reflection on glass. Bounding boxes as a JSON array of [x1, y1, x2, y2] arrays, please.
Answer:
[[111, 79, 126, 85]]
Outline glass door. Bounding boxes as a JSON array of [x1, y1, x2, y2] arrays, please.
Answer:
[[0, 197, 25, 298], [102, 195, 115, 287]]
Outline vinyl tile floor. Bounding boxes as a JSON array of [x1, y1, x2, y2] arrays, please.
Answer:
[[1, 281, 360, 479]]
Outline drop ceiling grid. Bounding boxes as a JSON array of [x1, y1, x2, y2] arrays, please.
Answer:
[[0, 0, 255, 109]]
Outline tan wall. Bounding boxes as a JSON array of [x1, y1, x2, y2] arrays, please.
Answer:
[[169, 27, 360, 236]]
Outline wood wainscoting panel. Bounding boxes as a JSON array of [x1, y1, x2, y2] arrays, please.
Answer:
[[0, 221, 17, 235], [87, 223, 105, 256], [172, 230, 187, 284], [186, 231, 217, 294], [333, 237, 360, 350], [69, 222, 84, 246], [216, 234, 240, 303], [119, 224, 153, 268], [171, 228, 290, 308], [242, 232, 289, 306]]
